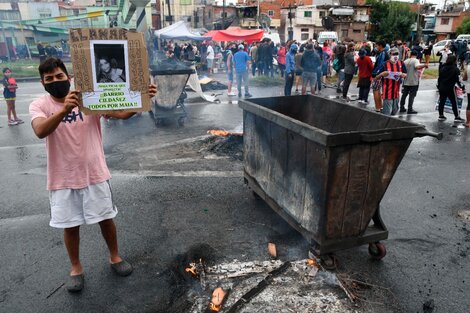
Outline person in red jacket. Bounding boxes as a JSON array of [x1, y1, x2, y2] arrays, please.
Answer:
[[277, 44, 287, 78], [355, 48, 373, 104]]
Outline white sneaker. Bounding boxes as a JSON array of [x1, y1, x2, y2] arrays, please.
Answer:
[[8, 120, 18, 126], [228, 91, 237, 96]]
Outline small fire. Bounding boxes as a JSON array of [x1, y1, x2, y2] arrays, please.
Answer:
[[207, 129, 243, 137], [208, 287, 226, 312], [306, 258, 318, 267], [185, 258, 204, 278], [185, 264, 198, 277], [208, 302, 222, 312]]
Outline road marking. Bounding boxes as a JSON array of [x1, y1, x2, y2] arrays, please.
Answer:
[[0, 214, 49, 228], [0, 143, 44, 151], [19, 168, 243, 178], [111, 170, 244, 178], [0, 113, 31, 118]]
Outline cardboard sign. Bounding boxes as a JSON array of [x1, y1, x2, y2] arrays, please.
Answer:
[[69, 28, 150, 115]]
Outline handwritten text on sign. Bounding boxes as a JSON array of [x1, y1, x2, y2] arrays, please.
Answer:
[[82, 83, 142, 111]]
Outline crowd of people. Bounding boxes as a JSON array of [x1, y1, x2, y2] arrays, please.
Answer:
[[164, 36, 468, 124]]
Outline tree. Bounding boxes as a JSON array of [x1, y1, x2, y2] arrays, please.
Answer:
[[367, 0, 416, 42], [457, 16, 470, 35]]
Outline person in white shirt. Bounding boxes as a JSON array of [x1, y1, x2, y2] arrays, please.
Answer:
[[206, 42, 215, 75]]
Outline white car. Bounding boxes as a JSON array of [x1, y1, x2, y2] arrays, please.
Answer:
[[432, 40, 452, 55]]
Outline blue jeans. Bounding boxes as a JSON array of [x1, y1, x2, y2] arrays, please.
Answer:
[[316, 67, 322, 91], [236, 71, 249, 95], [382, 98, 399, 115]]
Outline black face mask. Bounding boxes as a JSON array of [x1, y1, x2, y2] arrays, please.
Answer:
[[44, 80, 70, 99]]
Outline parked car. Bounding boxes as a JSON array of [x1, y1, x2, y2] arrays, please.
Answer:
[[456, 34, 470, 41], [432, 40, 452, 55]]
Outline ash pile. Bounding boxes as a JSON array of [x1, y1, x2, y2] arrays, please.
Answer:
[[163, 244, 357, 313], [200, 132, 243, 161]]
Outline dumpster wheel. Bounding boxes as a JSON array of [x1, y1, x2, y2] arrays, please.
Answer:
[[368, 242, 386, 260], [178, 117, 185, 126], [320, 254, 338, 270]]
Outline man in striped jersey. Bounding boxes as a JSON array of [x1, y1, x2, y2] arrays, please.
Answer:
[[373, 47, 407, 115]]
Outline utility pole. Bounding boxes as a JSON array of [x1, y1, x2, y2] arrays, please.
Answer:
[[416, 0, 422, 43], [288, 4, 294, 41], [257, 0, 260, 28], [222, 0, 226, 30], [167, 0, 172, 25]]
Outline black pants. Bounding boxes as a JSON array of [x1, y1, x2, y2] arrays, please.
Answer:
[[400, 85, 419, 111], [251, 61, 257, 76], [284, 72, 294, 96], [342, 73, 354, 98], [358, 86, 370, 102], [438, 88, 459, 117], [278, 64, 285, 78]]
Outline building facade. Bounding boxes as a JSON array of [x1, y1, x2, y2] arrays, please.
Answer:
[[280, 0, 370, 43]]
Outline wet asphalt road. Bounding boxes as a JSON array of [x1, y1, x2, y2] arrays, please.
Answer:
[[1, 76, 470, 313]]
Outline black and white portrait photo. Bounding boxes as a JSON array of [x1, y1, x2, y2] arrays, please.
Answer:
[[91, 41, 128, 85]]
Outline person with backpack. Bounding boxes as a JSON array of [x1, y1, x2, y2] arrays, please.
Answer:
[[371, 40, 389, 112], [356, 48, 373, 104], [294, 45, 304, 93], [2, 67, 22, 126], [300, 43, 321, 95]]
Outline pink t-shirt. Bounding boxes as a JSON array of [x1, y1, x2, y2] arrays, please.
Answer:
[[29, 95, 111, 190]]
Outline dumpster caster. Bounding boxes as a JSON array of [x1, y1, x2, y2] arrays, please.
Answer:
[[320, 254, 338, 271], [178, 117, 185, 126], [368, 242, 386, 260], [156, 118, 164, 126]]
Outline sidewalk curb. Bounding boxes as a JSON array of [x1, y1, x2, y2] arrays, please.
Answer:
[[16, 77, 40, 83]]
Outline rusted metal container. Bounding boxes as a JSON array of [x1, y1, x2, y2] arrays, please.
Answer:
[[150, 68, 195, 126], [240, 95, 441, 257]]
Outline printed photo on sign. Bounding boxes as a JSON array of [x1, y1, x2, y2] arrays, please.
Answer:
[[90, 40, 129, 89], [82, 39, 142, 111], [69, 28, 151, 114]]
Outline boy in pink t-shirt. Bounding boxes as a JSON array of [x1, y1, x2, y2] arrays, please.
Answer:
[[29, 57, 157, 292]]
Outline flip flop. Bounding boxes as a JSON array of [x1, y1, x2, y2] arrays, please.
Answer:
[[110, 260, 133, 277], [66, 274, 84, 293]]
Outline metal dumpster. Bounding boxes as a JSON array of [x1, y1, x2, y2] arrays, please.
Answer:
[[151, 67, 195, 126], [240, 95, 442, 259]]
